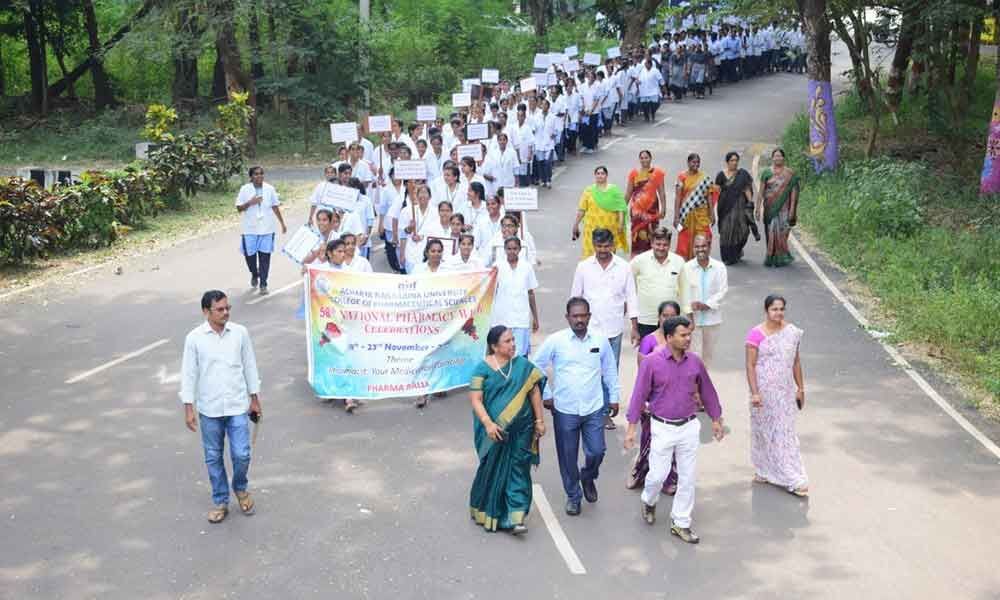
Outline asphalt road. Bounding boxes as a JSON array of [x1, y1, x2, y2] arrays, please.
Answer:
[[3, 49, 1000, 600]]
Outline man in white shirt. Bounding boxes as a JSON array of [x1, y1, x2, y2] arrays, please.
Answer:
[[680, 234, 728, 367], [180, 290, 262, 523]]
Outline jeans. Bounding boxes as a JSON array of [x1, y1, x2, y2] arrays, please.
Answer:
[[199, 413, 252, 506], [603, 333, 623, 407], [533, 154, 553, 185], [553, 407, 607, 503]]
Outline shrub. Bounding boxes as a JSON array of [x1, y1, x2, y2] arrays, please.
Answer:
[[147, 129, 243, 204], [0, 177, 66, 262], [842, 159, 926, 238], [143, 103, 178, 142]]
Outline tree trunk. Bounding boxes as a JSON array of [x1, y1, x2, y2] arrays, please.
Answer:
[[82, 0, 114, 109], [171, 7, 200, 106], [215, 0, 258, 156], [266, 0, 280, 111], [620, 0, 664, 49], [529, 0, 547, 48], [211, 46, 228, 102], [957, 18, 983, 118], [0, 36, 6, 96], [249, 2, 265, 81], [887, 4, 918, 114], [24, 2, 48, 114], [798, 0, 838, 172]]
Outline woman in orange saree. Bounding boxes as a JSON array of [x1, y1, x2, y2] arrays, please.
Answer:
[[626, 150, 667, 257], [673, 153, 718, 260]]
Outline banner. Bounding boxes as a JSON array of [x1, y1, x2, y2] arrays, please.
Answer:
[[305, 268, 497, 399]]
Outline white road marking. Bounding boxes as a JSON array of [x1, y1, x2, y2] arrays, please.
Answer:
[[789, 232, 1000, 461], [531, 484, 586, 575], [552, 166, 567, 181], [656, 116, 673, 126], [65, 338, 171, 384], [247, 279, 302, 305]]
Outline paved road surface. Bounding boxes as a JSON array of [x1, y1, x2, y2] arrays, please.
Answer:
[[3, 52, 999, 599]]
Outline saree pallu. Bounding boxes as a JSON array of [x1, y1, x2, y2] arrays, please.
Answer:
[[760, 167, 799, 267], [627, 411, 678, 492], [715, 168, 755, 265], [675, 171, 715, 260], [469, 357, 544, 532], [579, 185, 629, 258], [628, 167, 666, 257]]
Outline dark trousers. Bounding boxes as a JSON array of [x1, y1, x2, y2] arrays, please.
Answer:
[[516, 173, 532, 188], [553, 407, 607, 503], [565, 128, 578, 154], [243, 252, 271, 286], [383, 232, 403, 273], [580, 116, 597, 150], [533, 154, 553, 184]]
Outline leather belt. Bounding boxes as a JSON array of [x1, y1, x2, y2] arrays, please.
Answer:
[[649, 414, 697, 426]]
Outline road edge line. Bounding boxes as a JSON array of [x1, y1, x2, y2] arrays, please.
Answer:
[[531, 483, 587, 575], [65, 338, 171, 384]]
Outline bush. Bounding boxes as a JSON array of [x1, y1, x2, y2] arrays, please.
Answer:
[[0, 178, 66, 262], [842, 159, 926, 238], [147, 129, 243, 204]]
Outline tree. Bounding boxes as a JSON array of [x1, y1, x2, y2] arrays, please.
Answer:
[[528, 0, 548, 47], [171, 4, 202, 106], [23, 0, 48, 113], [595, 0, 666, 48], [82, 0, 113, 108], [798, 0, 838, 172], [213, 0, 258, 155]]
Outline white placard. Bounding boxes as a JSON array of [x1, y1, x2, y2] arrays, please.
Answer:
[[416, 105, 437, 122], [452, 92, 472, 108], [456, 144, 483, 162], [562, 59, 580, 73], [606, 46, 621, 59], [320, 183, 360, 212], [282, 225, 323, 265], [533, 53, 550, 69], [546, 73, 558, 86], [502, 187, 538, 211], [462, 78, 481, 93], [565, 45, 579, 57], [583, 52, 601, 66], [519, 76, 536, 93], [549, 52, 566, 65], [533, 73, 548, 88], [394, 160, 428, 181], [367, 114, 392, 133], [467, 122, 489, 141], [330, 122, 358, 144], [481, 68, 499, 84]]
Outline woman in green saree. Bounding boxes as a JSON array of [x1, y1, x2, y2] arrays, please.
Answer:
[[469, 325, 546, 534], [755, 148, 800, 267]]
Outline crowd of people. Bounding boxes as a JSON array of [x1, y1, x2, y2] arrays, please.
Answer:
[[180, 18, 810, 544]]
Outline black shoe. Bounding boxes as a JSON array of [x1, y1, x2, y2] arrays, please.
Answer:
[[259, 285, 268, 295], [582, 479, 598, 503], [250, 275, 259, 288], [565, 500, 581, 516], [641, 501, 656, 525]]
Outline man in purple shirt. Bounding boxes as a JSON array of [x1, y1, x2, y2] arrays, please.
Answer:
[[625, 316, 725, 544]]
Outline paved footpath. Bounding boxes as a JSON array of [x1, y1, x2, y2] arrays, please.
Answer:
[[2, 49, 1000, 600]]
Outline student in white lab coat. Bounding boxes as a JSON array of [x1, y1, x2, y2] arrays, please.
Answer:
[[481, 132, 519, 199], [444, 233, 485, 272], [399, 187, 446, 274], [340, 233, 373, 273]]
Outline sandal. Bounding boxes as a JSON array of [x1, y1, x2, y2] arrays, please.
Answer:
[[788, 486, 809, 498], [753, 475, 769, 484], [344, 399, 358, 413], [235, 491, 255, 515], [415, 395, 428, 409], [207, 504, 228, 524]]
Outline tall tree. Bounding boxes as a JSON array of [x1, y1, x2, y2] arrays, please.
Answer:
[[248, 0, 264, 81], [798, 0, 838, 172], [82, 0, 113, 108], [214, 0, 258, 155], [23, 0, 47, 113], [595, 0, 665, 48], [886, 1, 920, 115], [529, 0, 548, 47], [172, 5, 201, 105]]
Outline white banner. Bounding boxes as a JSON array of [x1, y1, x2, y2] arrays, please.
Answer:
[[320, 183, 360, 212], [481, 68, 499, 84], [367, 115, 392, 133], [282, 225, 322, 265], [394, 160, 428, 181], [583, 52, 601, 66], [452, 92, 472, 108], [416, 105, 437, 122], [330, 122, 358, 144], [467, 123, 489, 141], [456, 144, 483, 162], [503, 187, 538, 211]]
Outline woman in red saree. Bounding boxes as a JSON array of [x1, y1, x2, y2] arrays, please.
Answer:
[[673, 153, 718, 260], [625, 150, 667, 257]]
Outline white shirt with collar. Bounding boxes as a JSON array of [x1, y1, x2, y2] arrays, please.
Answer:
[[180, 321, 261, 418], [570, 254, 640, 338], [680, 257, 728, 327], [236, 182, 280, 235]]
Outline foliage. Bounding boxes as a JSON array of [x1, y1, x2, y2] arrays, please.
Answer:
[[841, 159, 925, 238], [143, 104, 178, 142], [0, 178, 67, 262], [217, 92, 253, 139], [147, 129, 243, 204]]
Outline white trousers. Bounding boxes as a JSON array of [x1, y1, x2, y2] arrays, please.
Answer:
[[692, 323, 720, 367], [641, 418, 700, 528]]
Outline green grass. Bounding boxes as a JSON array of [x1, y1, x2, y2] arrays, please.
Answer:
[[781, 73, 1000, 405]]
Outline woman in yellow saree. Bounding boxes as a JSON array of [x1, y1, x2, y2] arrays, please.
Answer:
[[672, 153, 717, 260], [572, 165, 629, 258], [625, 150, 667, 257], [469, 326, 546, 534]]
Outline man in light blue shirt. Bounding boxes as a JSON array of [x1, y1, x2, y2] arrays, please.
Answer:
[[532, 296, 620, 516]]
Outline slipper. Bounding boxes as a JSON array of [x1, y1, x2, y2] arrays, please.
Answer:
[[235, 491, 255, 515], [753, 475, 769, 484], [207, 504, 228, 524], [788, 486, 809, 498], [604, 415, 616, 430]]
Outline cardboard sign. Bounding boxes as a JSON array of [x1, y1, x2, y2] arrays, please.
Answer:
[[562, 59, 580, 73], [320, 183, 360, 212], [367, 114, 392, 133], [533, 53, 550, 69], [462, 78, 481, 93], [467, 123, 489, 141], [481, 68, 499, 84], [520, 76, 537, 93], [330, 122, 358, 144], [533, 73, 548, 88], [583, 52, 601, 66], [549, 52, 566, 65], [546, 73, 558, 86], [452, 92, 472, 108], [282, 225, 323, 265], [394, 160, 428, 181], [456, 144, 483, 162], [564, 45, 579, 57], [502, 187, 538, 211], [416, 105, 437, 122], [606, 46, 621, 59]]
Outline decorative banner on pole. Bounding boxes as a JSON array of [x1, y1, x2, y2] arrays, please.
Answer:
[[305, 269, 497, 399], [806, 79, 839, 173]]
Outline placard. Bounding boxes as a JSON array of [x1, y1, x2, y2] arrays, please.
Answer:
[[549, 52, 566, 65], [456, 144, 483, 162], [546, 73, 558, 86], [330, 122, 358, 144], [282, 225, 323, 265], [481, 68, 499, 84], [416, 105, 437, 122], [533, 73, 548, 88], [583, 52, 601, 66], [462, 78, 481, 93], [562, 59, 580, 73], [367, 114, 392, 133], [320, 183, 360, 212], [565, 45, 579, 57], [503, 187, 538, 211], [452, 92, 472, 108], [533, 53, 550, 69], [606, 46, 621, 59], [394, 160, 428, 181], [519, 76, 537, 93], [467, 123, 489, 141]]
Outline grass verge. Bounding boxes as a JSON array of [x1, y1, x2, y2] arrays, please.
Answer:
[[0, 180, 313, 297], [780, 76, 1000, 411]]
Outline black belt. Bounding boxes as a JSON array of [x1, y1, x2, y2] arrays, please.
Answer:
[[649, 414, 697, 426]]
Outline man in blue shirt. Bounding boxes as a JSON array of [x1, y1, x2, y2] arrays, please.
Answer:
[[533, 296, 620, 516]]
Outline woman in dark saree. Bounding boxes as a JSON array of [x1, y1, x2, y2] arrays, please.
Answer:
[[469, 326, 546, 534], [714, 151, 758, 265]]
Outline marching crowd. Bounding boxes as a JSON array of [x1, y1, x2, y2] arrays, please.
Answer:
[[181, 16, 810, 544]]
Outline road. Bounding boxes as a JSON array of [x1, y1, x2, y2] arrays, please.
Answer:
[[2, 52, 1000, 599]]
